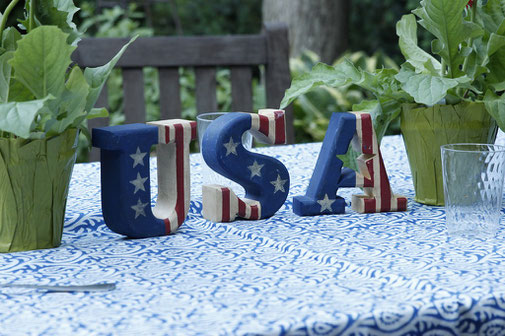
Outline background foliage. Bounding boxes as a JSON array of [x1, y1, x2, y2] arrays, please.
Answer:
[[349, 0, 431, 63], [73, 0, 427, 60], [1, 0, 427, 159]]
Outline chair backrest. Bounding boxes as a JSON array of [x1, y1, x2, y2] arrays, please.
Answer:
[[72, 23, 294, 161]]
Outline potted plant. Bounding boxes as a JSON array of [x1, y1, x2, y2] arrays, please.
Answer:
[[0, 0, 134, 252], [281, 0, 505, 206]]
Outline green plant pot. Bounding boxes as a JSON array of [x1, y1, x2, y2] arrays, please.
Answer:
[[0, 129, 78, 252], [400, 102, 497, 206]]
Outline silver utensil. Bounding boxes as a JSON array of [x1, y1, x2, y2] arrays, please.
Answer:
[[0, 283, 116, 292]]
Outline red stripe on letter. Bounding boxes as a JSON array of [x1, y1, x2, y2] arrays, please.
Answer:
[[174, 124, 186, 226], [378, 152, 392, 212], [259, 115, 269, 136], [250, 205, 259, 220], [361, 114, 373, 155], [164, 218, 171, 234], [221, 188, 230, 222], [238, 199, 246, 218], [397, 197, 407, 211], [364, 198, 376, 213], [165, 125, 170, 144], [190, 121, 197, 140], [274, 111, 285, 144]]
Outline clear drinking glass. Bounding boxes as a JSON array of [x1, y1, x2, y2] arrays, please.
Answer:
[[441, 143, 505, 238], [196, 112, 253, 197]]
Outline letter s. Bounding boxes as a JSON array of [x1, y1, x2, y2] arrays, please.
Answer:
[[201, 110, 290, 222]]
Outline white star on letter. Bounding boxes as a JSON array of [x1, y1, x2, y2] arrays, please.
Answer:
[[131, 199, 148, 219], [317, 194, 335, 213], [248, 160, 264, 178], [223, 137, 239, 156], [130, 147, 147, 168], [270, 174, 287, 193], [129, 172, 148, 194]]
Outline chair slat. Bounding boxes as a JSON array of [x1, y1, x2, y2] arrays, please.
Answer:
[[73, 35, 267, 68], [230, 66, 253, 112], [122, 68, 146, 123], [89, 85, 109, 162], [195, 67, 217, 114], [264, 24, 294, 144], [159, 67, 181, 120], [74, 23, 295, 162]]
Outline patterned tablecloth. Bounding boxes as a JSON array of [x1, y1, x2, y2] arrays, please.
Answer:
[[2, 134, 505, 335]]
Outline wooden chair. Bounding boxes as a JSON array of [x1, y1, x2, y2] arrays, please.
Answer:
[[72, 23, 294, 161]]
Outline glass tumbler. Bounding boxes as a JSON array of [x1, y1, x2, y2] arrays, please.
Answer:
[[196, 112, 253, 197], [441, 143, 505, 238]]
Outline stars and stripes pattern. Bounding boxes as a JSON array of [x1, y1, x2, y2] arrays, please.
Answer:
[[350, 112, 407, 213], [201, 110, 290, 223], [202, 185, 261, 222], [249, 109, 286, 145], [148, 119, 197, 233], [93, 120, 197, 238]]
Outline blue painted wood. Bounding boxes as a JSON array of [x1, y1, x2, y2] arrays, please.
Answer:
[[338, 168, 357, 188], [92, 123, 167, 238], [201, 112, 290, 220], [293, 113, 356, 216]]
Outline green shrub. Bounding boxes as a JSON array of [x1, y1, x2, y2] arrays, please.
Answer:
[[290, 50, 401, 144]]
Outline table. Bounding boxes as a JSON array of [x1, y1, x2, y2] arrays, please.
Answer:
[[2, 135, 505, 335]]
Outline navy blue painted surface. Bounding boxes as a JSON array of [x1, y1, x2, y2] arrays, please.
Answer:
[[202, 113, 290, 219], [293, 113, 356, 216], [92, 124, 167, 238]]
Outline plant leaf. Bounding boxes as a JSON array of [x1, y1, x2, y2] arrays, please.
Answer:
[[83, 36, 137, 112], [0, 97, 51, 138], [280, 59, 362, 109], [396, 14, 441, 75], [359, 68, 408, 101], [1, 28, 22, 52], [87, 107, 108, 119], [487, 45, 505, 85], [9, 26, 75, 100], [483, 90, 505, 132], [413, 0, 479, 78], [477, 0, 505, 34], [23, 0, 81, 45], [46, 66, 89, 136], [395, 64, 468, 105], [0, 51, 13, 103], [8, 79, 35, 102], [487, 33, 505, 56]]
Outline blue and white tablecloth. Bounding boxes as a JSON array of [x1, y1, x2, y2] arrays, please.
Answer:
[[2, 135, 505, 335]]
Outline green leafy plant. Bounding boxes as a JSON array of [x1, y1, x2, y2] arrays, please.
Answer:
[[0, 0, 135, 141], [281, 0, 505, 161], [290, 50, 400, 144]]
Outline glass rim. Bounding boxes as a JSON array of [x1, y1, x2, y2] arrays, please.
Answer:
[[196, 112, 229, 121], [441, 143, 505, 153], [196, 111, 250, 121]]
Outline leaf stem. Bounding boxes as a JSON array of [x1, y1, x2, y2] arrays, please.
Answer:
[[28, 0, 35, 32], [461, 0, 477, 74], [0, 0, 21, 43]]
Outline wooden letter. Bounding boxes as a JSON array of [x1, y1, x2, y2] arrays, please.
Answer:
[[201, 109, 290, 222], [92, 120, 196, 238], [293, 112, 407, 216]]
